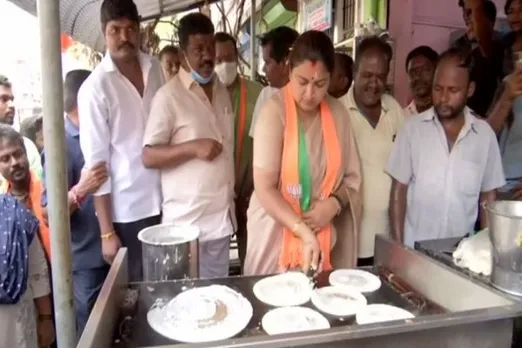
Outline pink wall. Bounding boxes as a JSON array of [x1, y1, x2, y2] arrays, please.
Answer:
[[388, 0, 506, 106]]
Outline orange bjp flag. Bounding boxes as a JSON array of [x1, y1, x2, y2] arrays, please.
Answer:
[[60, 34, 73, 52]]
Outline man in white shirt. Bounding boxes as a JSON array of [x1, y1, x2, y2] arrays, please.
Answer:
[[142, 13, 235, 279], [78, 0, 163, 281], [404, 46, 439, 118], [387, 48, 505, 247], [248, 26, 298, 137], [0, 75, 42, 179], [344, 37, 405, 267]]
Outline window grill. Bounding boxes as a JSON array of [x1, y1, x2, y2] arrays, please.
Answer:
[[342, 0, 355, 38]]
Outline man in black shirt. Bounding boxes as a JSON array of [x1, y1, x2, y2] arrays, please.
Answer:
[[453, 0, 499, 51], [454, 0, 504, 117]]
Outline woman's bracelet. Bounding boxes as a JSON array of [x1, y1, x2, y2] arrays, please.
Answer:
[[291, 220, 304, 234]]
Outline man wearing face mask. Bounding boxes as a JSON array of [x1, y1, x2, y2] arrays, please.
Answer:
[[214, 32, 262, 270], [344, 36, 405, 267], [142, 14, 236, 279]]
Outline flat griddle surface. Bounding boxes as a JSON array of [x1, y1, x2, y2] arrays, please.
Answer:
[[127, 268, 437, 347]]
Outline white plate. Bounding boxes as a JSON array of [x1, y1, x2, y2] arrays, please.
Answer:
[[147, 285, 253, 343], [311, 286, 367, 317], [262, 306, 330, 335], [356, 304, 415, 325], [329, 269, 382, 293], [253, 272, 312, 307]]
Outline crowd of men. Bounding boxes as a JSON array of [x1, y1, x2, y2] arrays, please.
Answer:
[[1, 0, 522, 345]]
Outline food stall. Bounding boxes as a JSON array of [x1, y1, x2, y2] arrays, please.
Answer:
[[77, 235, 522, 348]]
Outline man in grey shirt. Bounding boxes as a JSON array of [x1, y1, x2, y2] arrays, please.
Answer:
[[387, 47, 505, 247]]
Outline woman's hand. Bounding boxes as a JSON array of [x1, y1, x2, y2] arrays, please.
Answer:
[[302, 197, 340, 233], [37, 316, 55, 348], [297, 225, 323, 274]]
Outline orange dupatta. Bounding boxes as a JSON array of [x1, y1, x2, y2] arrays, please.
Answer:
[[279, 85, 342, 271], [1, 171, 51, 261]]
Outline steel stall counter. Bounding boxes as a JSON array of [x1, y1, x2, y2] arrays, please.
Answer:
[[78, 237, 522, 348]]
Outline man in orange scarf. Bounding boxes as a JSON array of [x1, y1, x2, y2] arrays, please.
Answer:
[[0, 124, 50, 260]]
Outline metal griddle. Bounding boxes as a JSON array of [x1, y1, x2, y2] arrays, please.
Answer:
[[126, 267, 441, 347], [415, 237, 522, 347], [78, 236, 522, 348]]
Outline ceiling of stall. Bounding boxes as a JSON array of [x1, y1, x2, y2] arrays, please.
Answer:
[[9, 0, 217, 52]]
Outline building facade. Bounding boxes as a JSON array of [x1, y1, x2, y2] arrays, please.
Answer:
[[388, 0, 507, 106]]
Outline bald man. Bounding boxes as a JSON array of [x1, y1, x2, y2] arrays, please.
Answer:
[[343, 36, 405, 266]]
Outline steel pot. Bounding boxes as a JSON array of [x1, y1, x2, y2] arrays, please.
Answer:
[[483, 200, 522, 296], [137, 223, 200, 282]]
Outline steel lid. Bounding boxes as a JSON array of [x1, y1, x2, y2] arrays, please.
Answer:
[[138, 223, 200, 246]]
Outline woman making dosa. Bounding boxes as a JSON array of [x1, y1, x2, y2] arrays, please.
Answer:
[[244, 30, 362, 276]]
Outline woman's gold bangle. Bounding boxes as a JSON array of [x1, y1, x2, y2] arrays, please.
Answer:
[[291, 220, 303, 233], [101, 231, 115, 240]]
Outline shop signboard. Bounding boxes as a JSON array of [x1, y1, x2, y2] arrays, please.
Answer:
[[303, 0, 332, 32]]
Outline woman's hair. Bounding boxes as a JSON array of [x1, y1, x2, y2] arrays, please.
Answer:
[[288, 30, 335, 74]]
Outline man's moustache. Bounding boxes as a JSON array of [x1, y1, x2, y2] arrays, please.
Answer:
[[9, 169, 25, 177], [119, 42, 135, 50]]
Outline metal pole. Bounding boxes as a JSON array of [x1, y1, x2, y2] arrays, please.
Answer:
[[249, 0, 257, 80], [36, 1, 76, 347]]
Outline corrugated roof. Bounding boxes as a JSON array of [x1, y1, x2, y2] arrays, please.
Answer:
[[9, 0, 212, 52]]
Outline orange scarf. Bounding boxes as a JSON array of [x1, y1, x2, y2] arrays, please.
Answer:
[[1, 171, 51, 261], [279, 85, 342, 271]]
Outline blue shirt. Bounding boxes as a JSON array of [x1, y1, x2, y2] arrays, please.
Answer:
[[499, 96, 522, 190], [41, 117, 105, 271]]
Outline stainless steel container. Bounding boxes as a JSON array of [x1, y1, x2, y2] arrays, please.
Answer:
[[137, 224, 200, 282], [484, 200, 522, 296]]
